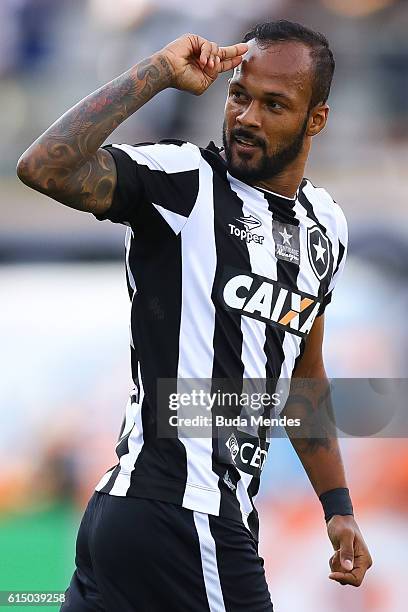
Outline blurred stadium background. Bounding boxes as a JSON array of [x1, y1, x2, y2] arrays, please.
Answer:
[[1, 0, 408, 610]]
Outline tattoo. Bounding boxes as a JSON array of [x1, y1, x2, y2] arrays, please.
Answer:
[[17, 54, 175, 214], [284, 379, 338, 455]]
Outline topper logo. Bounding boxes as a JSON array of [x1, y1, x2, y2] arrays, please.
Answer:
[[229, 215, 264, 245], [235, 215, 262, 231]]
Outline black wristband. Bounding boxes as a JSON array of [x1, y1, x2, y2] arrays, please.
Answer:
[[319, 487, 354, 522]]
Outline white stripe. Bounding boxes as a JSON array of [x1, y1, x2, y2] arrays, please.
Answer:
[[109, 362, 145, 495], [296, 184, 345, 299], [125, 227, 137, 352], [302, 181, 340, 266], [193, 512, 226, 612], [225, 182, 272, 524], [302, 184, 349, 295], [115, 396, 135, 448], [227, 181, 284, 523], [125, 227, 136, 294], [228, 179, 276, 380], [254, 185, 298, 201], [152, 203, 188, 234], [235, 470, 253, 531], [303, 180, 343, 233], [272, 199, 307, 416], [112, 142, 201, 174], [293, 199, 322, 296], [177, 158, 220, 515]]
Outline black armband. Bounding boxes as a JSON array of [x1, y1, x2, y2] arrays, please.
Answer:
[[319, 487, 354, 522]]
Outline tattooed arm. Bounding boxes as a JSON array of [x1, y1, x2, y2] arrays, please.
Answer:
[[16, 34, 248, 216], [284, 315, 372, 587], [284, 315, 347, 495]]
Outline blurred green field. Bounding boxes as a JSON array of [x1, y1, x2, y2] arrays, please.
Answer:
[[0, 504, 79, 611]]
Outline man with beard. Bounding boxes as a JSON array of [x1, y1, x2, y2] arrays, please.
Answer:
[[17, 20, 372, 612]]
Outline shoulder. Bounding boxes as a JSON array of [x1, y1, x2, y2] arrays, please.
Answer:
[[106, 140, 202, 174], [302, 178, 348, 245]]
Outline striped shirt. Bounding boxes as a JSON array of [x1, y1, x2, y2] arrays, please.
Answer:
[[93, 139, 348, 540]]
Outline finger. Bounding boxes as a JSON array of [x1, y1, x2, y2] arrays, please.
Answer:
[[218, 43, 248, 60], [203, 55, 221, 79], [329, 571, 362, 587], [219, 55, 244, 74], [209, 42, 219, 69], [199, 40, 213, 67], [329, 550, 341, 571], [339, 531, 355, 572], [200, 40, 219, 68]]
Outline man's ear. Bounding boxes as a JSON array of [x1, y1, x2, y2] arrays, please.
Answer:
[[307, 104, 329, 137]]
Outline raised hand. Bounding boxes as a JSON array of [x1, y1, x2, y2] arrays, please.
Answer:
[[159, 33, 248, 95]]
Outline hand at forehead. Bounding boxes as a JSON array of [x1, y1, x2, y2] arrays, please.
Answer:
[[231, 40, 313, 99]]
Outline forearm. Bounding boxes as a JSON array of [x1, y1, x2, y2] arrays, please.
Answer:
[[284, 376, 347, 496], [16, 53, 173, 192], [290, 431, 347, 496], [15, 34, 248, 213]]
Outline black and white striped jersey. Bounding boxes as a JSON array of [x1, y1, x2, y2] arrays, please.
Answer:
[[93, 139, 348, 540]]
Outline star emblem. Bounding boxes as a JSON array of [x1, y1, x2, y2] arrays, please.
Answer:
[[279, 227, 292, 246], [313, 237, 326, 263], [307, 226, 330, 281]]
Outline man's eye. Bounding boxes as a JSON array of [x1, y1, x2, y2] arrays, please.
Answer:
[[267, 102, 283, 111], [231, 91, 245, 101]]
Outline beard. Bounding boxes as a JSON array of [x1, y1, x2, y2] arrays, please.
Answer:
[[222, 116, 309, 183]]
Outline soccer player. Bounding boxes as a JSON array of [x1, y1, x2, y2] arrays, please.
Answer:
[[17, 20, 372, 612]]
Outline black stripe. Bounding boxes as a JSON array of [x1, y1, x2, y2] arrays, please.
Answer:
[[99, 146, 145, 225], [208, 514, 273, 610], [263, 190, 300, 378], [204, 151, 251, 520], [293, 338, 306, 372], [136, 165, 199, 218], [127, 139, 187, 148], [130, 218, 187, 498], [130, 348, 140, 395], [248, 191, 302, 533], [108, 194, 188, 500], [115, 427, 133, 458], [126, 233, 141, 395], [333, 240, 346, 278], [317, 238, 345, 316], [99, 465, 121, 494], [247, 477, 261, 542]]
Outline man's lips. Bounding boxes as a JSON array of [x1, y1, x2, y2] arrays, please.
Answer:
[[232, 135, 262, 152]]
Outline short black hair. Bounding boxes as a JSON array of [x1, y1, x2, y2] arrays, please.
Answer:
[[242, 20, 335, 108]]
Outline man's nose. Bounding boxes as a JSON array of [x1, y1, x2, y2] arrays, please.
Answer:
[[236, 101, 262, 128]]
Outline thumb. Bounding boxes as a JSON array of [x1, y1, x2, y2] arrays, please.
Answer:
[[339, 532, 354, 572]]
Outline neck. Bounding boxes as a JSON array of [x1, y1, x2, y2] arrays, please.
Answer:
[[253, 145, 309, 198], [253, 165, 305, 199]]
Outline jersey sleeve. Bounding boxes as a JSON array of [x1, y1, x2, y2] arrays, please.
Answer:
[[93, 140, 201, 232], [317, 205, 348, 316]]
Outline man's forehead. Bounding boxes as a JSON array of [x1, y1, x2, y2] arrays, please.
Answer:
[[232, 39, 313, 89]]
